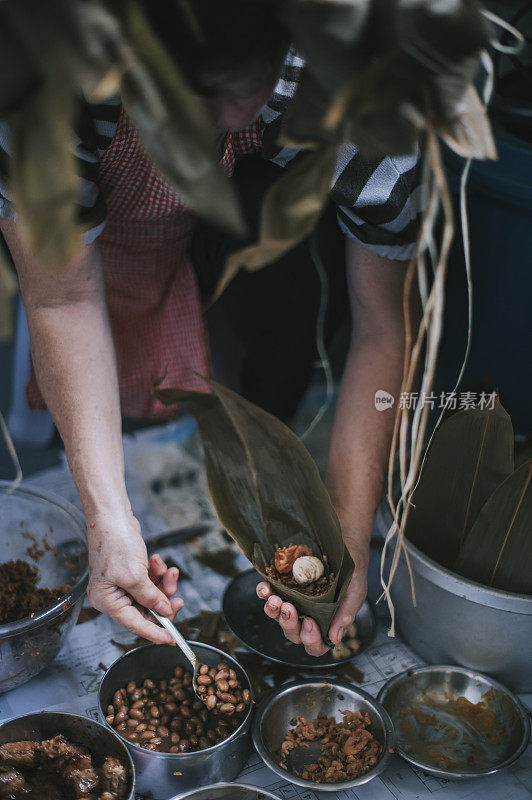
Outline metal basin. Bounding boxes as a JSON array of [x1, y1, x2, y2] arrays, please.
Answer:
[[171, 782, 282, 800], [378, 665, 530, 779], [0, 481, 88, 692], [0, 711, 135, 798], [99, 643, 254, 800], [252, 679, 394, 791], [376, 503, 532, 692]]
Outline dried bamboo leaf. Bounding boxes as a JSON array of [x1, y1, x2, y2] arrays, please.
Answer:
[[215, 144, 337, 301], [10, 79, 82, 269], [154, 377, 353, 643], [437, 83, 497, 160], [454, 461, 532, 594], [118, 1, 244, 235], [406, 398, 514, 568]]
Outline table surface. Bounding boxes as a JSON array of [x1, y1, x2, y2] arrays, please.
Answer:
[[1, 417, 530, 800]]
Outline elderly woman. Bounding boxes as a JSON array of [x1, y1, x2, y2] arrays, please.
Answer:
[[0, 0, 420, 655]]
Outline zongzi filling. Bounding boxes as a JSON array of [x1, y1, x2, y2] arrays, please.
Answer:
[[267, 545, 333, 596]]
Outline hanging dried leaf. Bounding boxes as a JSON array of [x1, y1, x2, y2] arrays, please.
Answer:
[[406, 398, 514, 568], [10, 79, 81, 269], [154, 377, 353, 643], [118, 1, 244, 235], [454, 461, 532, 594], [437, 83, 497, 160], [216, 143, 337, 299], [277, 0, 493, 159]]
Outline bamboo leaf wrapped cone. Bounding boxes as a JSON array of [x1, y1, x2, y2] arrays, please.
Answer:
[[154, 378, 354, 644]]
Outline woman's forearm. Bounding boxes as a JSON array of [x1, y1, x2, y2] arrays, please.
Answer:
[[2, 220, 128, 519], [326, 331, 404, 551]]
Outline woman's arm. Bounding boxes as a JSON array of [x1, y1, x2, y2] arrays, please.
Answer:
[[257, 239, 414, 654], [2, 219, 180, 642]]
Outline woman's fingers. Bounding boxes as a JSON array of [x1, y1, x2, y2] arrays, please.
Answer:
[[278, 602, 302, 644], [257, 581, 329, 657], [148, 553, 167, 583], [300, 617, 329, 657], [125, 570, 174, 617], [162, 566, 179, 597], [263, 594, 282, 620], [94, 589, 174, 644], [148, 554, 180, 598], [256, 581, 271, 600]]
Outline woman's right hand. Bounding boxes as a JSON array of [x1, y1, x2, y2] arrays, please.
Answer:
[[86, 512, 183, 644]]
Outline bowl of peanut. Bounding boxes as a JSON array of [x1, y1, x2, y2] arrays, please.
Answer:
[[252, 679, 394, 791], [98, 642, 254, 799]]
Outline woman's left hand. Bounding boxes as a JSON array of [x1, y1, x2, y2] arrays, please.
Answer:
[[256, 544, 369, 657]]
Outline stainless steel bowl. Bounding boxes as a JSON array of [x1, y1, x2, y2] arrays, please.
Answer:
[[378, 665, 531, 779], [99, 642, 254, 800], [171, 782, 282, 800], [252, 679, 394, 791], [376, 502, 532, 692], [0, 711, 135, 798], [0, 481, 88, 692]]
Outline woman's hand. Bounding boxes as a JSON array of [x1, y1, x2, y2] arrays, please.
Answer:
[[87, 512, 184, 643], [256, 542, 369, 657]]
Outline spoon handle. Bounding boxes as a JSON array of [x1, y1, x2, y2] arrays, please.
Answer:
[[148, 609, 199, 667]]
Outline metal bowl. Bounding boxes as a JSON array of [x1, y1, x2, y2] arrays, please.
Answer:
[[99, 642, 254, 799], [0, 711, 135, 798], [223, 569, 376, 668], [171, 782, 282, 800], [252, 679, 394, 791], [0, 481, 88, 692], [376, 501, 532, 692], [378, 665, 531, 779]]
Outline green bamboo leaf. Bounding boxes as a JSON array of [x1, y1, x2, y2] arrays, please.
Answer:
[[406, 398, 514, 568], [454, 461, 532, 594], [154, 377, 353, 643]]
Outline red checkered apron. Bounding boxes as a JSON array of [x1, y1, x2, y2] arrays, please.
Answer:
[[27, 109, 262, 419]]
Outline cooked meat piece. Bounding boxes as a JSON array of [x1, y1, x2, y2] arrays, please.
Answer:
[[98, 794, 114, 800], [0, 742, 40, 769], [63, 762, 99, 797], [0, 768, 30, 797], [41, 736, 91, 770], [100, 756, 127, 798]]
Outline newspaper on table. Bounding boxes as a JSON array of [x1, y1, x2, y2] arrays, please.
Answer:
[[1, 418, 530, 800]]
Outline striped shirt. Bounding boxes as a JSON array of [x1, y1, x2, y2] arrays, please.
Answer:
[[0, 49, 422, 261]]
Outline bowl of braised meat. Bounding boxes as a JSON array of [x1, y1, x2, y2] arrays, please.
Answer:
[[0, 711, 134, 799]]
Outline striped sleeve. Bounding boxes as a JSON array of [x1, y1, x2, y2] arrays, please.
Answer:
[[260, 49, 423, 261], [0, 95, 120, 245]]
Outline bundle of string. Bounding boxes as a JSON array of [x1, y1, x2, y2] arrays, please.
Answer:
[[380, 11, 525, 636]]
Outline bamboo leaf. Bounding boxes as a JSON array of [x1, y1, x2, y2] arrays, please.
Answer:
[[455, 461, 532, 594], [437, 83, 497, 160], [406, 398, 514, 567], [10, 79, 82, 269], [154, 377, 353, 643]]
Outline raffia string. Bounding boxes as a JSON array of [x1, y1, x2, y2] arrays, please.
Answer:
[[380, 11, 524, 635]]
